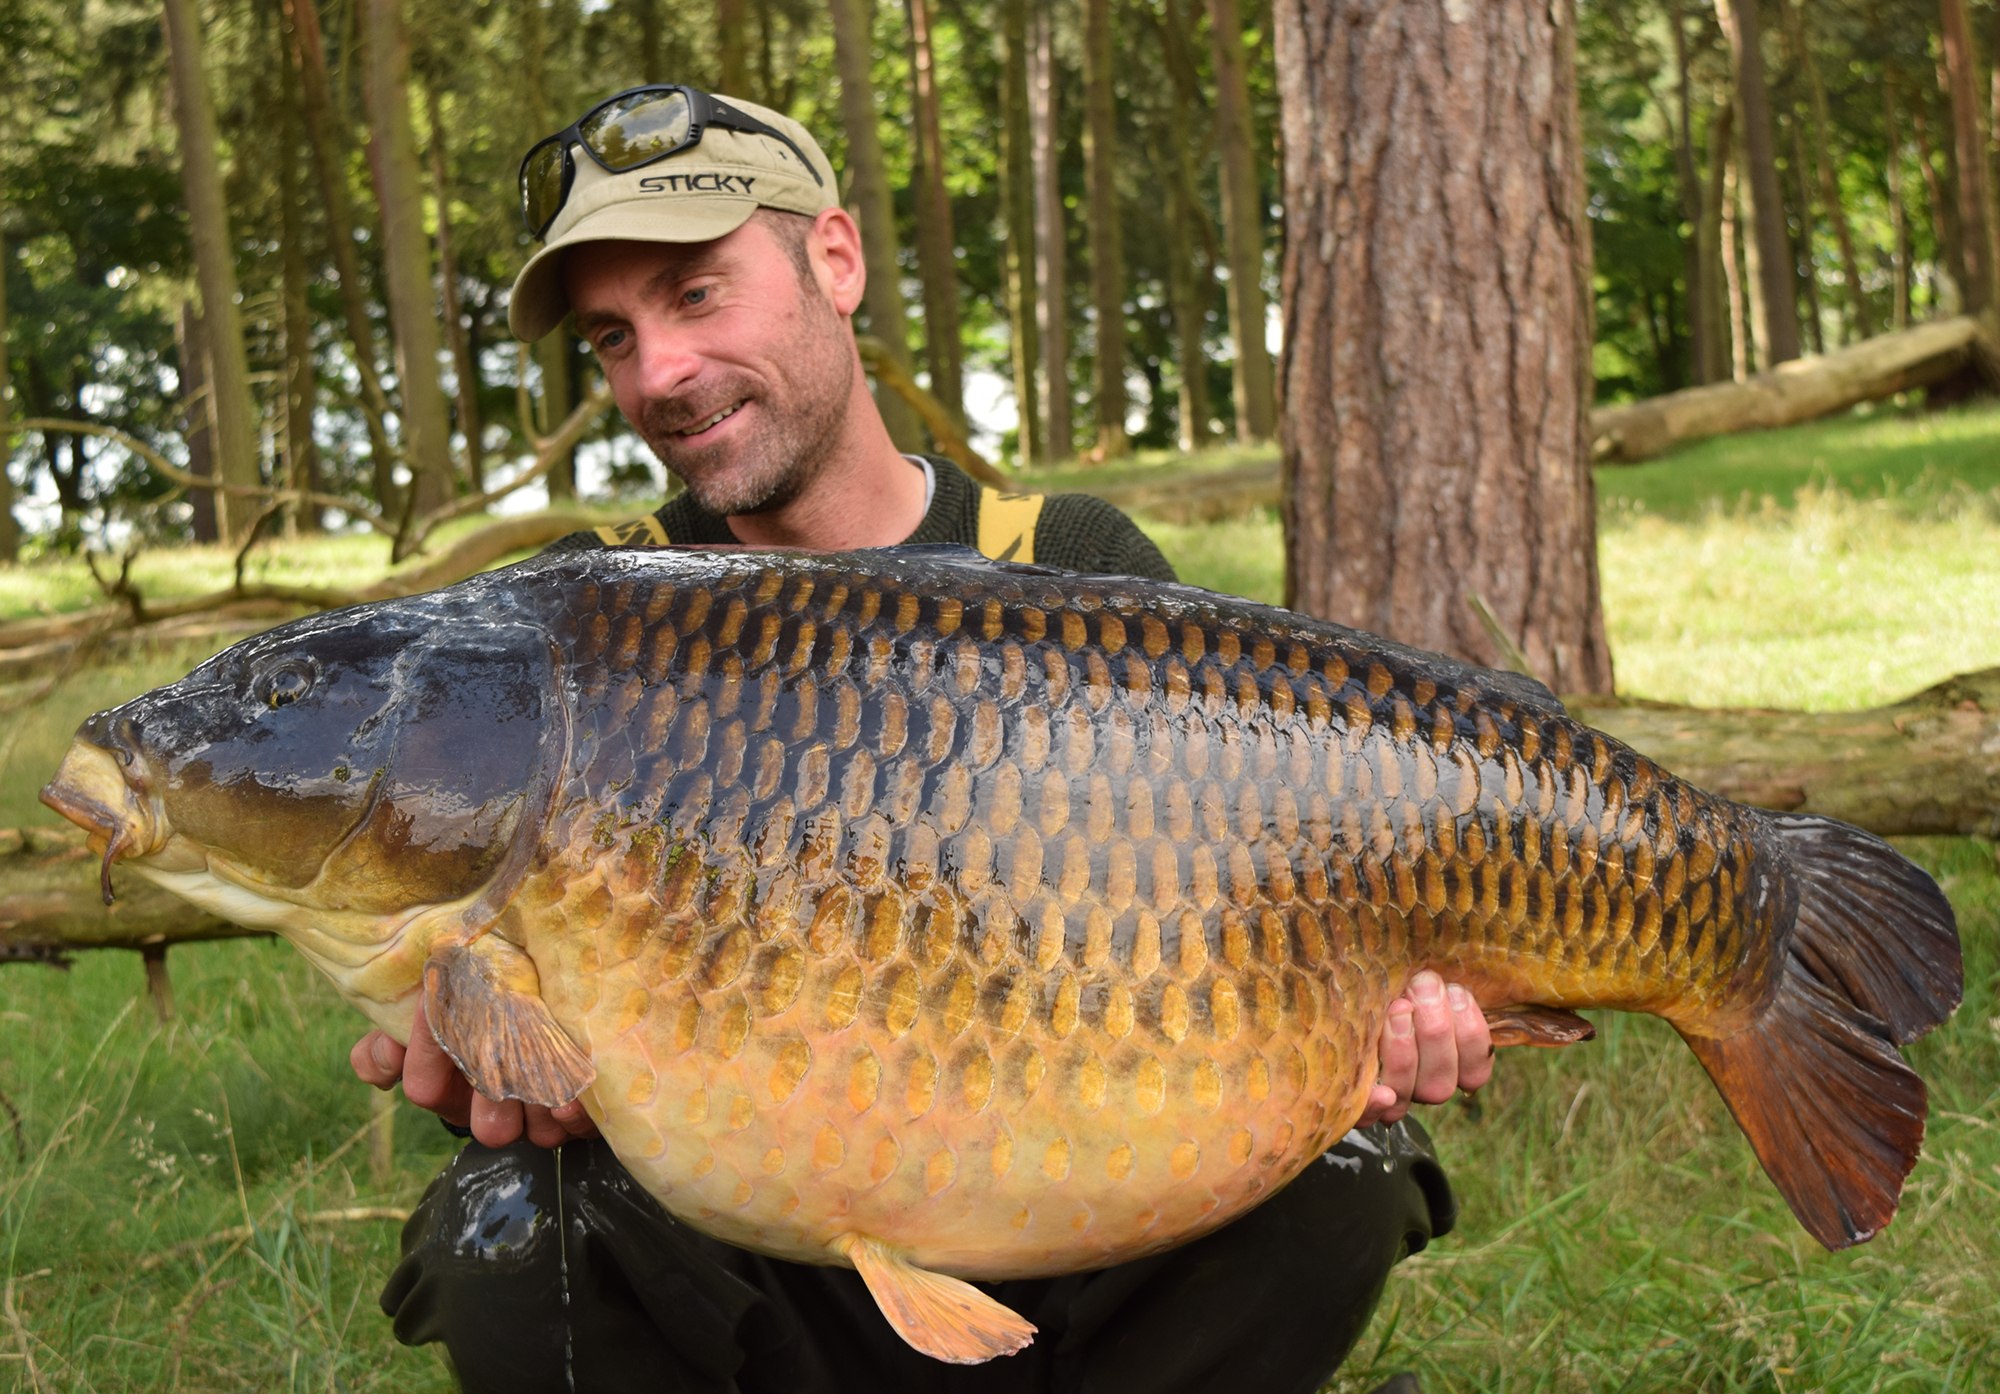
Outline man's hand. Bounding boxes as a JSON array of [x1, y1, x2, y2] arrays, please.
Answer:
[[1356, 970, 1494, 1129], [349, 997, 599, 1149]]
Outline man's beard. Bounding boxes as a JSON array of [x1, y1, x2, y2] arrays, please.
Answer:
[[636, 316, 857, 518]]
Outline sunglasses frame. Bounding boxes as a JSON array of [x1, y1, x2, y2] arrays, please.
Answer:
[[518, 84, 826, 240]]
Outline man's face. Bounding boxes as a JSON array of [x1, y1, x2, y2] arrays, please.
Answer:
[[562, 219, 856, 517]]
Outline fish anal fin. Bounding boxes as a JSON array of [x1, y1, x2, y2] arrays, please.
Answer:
[[423, 938, 595, 1108], [834, 1234, 1036, 1364], [1485, 1005, 1596, 1049]]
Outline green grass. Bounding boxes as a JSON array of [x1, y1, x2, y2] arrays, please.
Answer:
[[4, 401, 2000, 1391]]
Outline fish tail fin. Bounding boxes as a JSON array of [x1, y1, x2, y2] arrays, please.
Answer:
[[1678, 812, 1961, 1250]]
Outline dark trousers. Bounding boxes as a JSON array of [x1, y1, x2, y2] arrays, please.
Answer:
[[382, 1124, 1453, 1394]]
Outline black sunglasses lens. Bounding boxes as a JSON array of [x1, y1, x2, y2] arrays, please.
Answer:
[[580, 89, 694, 169], [522, 142, 570, 235]]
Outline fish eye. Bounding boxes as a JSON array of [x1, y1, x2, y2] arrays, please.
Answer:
[[253, 658, 318, 710]]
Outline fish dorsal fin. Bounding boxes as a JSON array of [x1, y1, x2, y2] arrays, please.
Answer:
[[423, 937, 595, 1108], [834, 1233, 1036, 1364], [1484, 1005, 1597, 1049]]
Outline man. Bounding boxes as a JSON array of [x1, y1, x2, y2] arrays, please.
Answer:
[[351, 84, 1495, 1394]]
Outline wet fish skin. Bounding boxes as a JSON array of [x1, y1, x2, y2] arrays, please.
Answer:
[[39, 545, 1962, 1363]]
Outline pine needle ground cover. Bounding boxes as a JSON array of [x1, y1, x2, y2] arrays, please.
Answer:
[[2, 402, 1997, 1392]]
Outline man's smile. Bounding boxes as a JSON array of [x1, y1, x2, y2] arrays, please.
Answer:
[[677, 401, 748, 438]]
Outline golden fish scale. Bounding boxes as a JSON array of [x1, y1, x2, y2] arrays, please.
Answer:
[[510, 558, 1772, 1277]]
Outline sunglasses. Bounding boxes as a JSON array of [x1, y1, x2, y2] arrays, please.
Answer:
[[517, 85, 826, 240]]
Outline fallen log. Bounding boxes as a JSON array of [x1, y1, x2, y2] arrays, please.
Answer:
[[1590, 315, 2000, 463], [0, 827, 262, 967], [1568, 666, 2000, 839]]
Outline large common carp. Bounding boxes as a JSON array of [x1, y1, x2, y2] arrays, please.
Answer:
[[41, 546, 1960, 1363]]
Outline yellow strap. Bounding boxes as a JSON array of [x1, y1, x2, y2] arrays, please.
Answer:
[[593, 516, 671, 547], [975, 486, 1045, 564]]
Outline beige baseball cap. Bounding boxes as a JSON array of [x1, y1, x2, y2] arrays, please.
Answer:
[[507, 91, 837, 342]]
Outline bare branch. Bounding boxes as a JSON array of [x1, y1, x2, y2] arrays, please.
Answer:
[[852, 337, 1005, 484], [400, 383, 614, 552]]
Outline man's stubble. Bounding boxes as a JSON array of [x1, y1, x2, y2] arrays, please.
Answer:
[[636, 267, 856, 519]]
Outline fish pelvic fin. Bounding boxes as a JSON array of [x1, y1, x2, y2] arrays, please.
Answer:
[[1484, 1005, 1596, 1049], [423, 938, 596, 1108], [834, 1234, 1037, 1364], [1680, 812, 1961, 1250]]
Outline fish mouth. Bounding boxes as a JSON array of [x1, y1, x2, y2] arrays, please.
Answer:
[[41, 741, 170, 905]]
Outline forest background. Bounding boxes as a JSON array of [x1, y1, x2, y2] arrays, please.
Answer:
[[3, 0, 1994, 562]]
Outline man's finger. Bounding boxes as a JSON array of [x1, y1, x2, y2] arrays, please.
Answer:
[[1406, 971, 1460, 1105], [1375, 1000, 1418, 1125], [349, 1031, 405, 1090], [398, 1000, 474, 1126], [1450, 984, 1495, 1093], [469, 1091, 526, 1149]]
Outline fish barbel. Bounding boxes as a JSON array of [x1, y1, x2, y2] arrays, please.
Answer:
[[40, 545, 1960, 1363]]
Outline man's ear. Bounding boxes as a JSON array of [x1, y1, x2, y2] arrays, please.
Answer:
[[809, 208, 867, 317]]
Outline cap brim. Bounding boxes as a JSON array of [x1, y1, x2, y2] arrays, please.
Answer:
[[507, 198, 761, 342]]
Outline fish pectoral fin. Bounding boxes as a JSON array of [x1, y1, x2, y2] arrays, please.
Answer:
[[834, 1234, 1036, 1364], [422, 938, 595, 1108], [1485, 1005, 1596, 1049]]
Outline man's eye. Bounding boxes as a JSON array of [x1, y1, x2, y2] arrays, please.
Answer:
[[684, 286, 710, 307], [595, 328, 628, 352]]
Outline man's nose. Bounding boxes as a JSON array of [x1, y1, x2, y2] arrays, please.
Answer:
[[633, 325, 702, 398]]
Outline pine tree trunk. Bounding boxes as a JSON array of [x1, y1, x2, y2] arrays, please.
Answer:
[[1082, 0, 1128, 459], [1031, 0, 1073, 462], [1782, 0, 1871, 342], [829, 0, 924, 449], [1785, 109, 1827, 354], [425, 84, 483, 493], [1886, 75, 1913, 331], [1911, 102, 1960, 314], [1205, 0, 1275, 442], [278, 75, 324, 533], [1722, 144, 1751, 379], [176, 303, 220, 544], [1941, 0, 2000, 316], [1668, 2, 1718, 385], [161, 0, 263, 543], [1699, 98, 1737, 383], [1274, 0, 1611, 695], [905, 0, 964, 424], [1714, 0, 1800, 365], [0, 204, 18, 564], [539, 335, 576, 500], [280, 0, 400, 514], [359, 0, 455, 529], [1002, 0, 1042, 465], [719, 0, 752, 94], [1154, 0, 1215, 450]]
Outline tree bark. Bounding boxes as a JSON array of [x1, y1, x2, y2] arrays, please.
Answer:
[[1667, 3, 1718, 386], [1031, 0, 1073, 462], [1886, 74, 1913, 332], [1592, 315, 1997, 463], [0, 196, 18, 564], [358, 0, 455, 529], [1275, 0, 1612, 695], [175, 302, 221, 544], [1082, 0, 1128, 459], [279, 0, 400, 514], [1154, 0, 1216, 451], [719, 0, 752, 95], [1698, 98, 1737, 384], [1205, 0, 1276, 442], [278, 74, 324, 534], [829, 0, 924, 449], [1781, 0, 1871, 342], [538, 335, 577, 501], [1911, 102, 1960, 315], [1784, 105, 1826, 356], [1002, 0, 1042, 465], [425, 83, 483, 494], [1940, 0, 2000, 317], [161, 0, 263, 544], [906, 0, 965, 425], [1721, 136, 1751, 379], [1714, 0, 1800, 366]]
